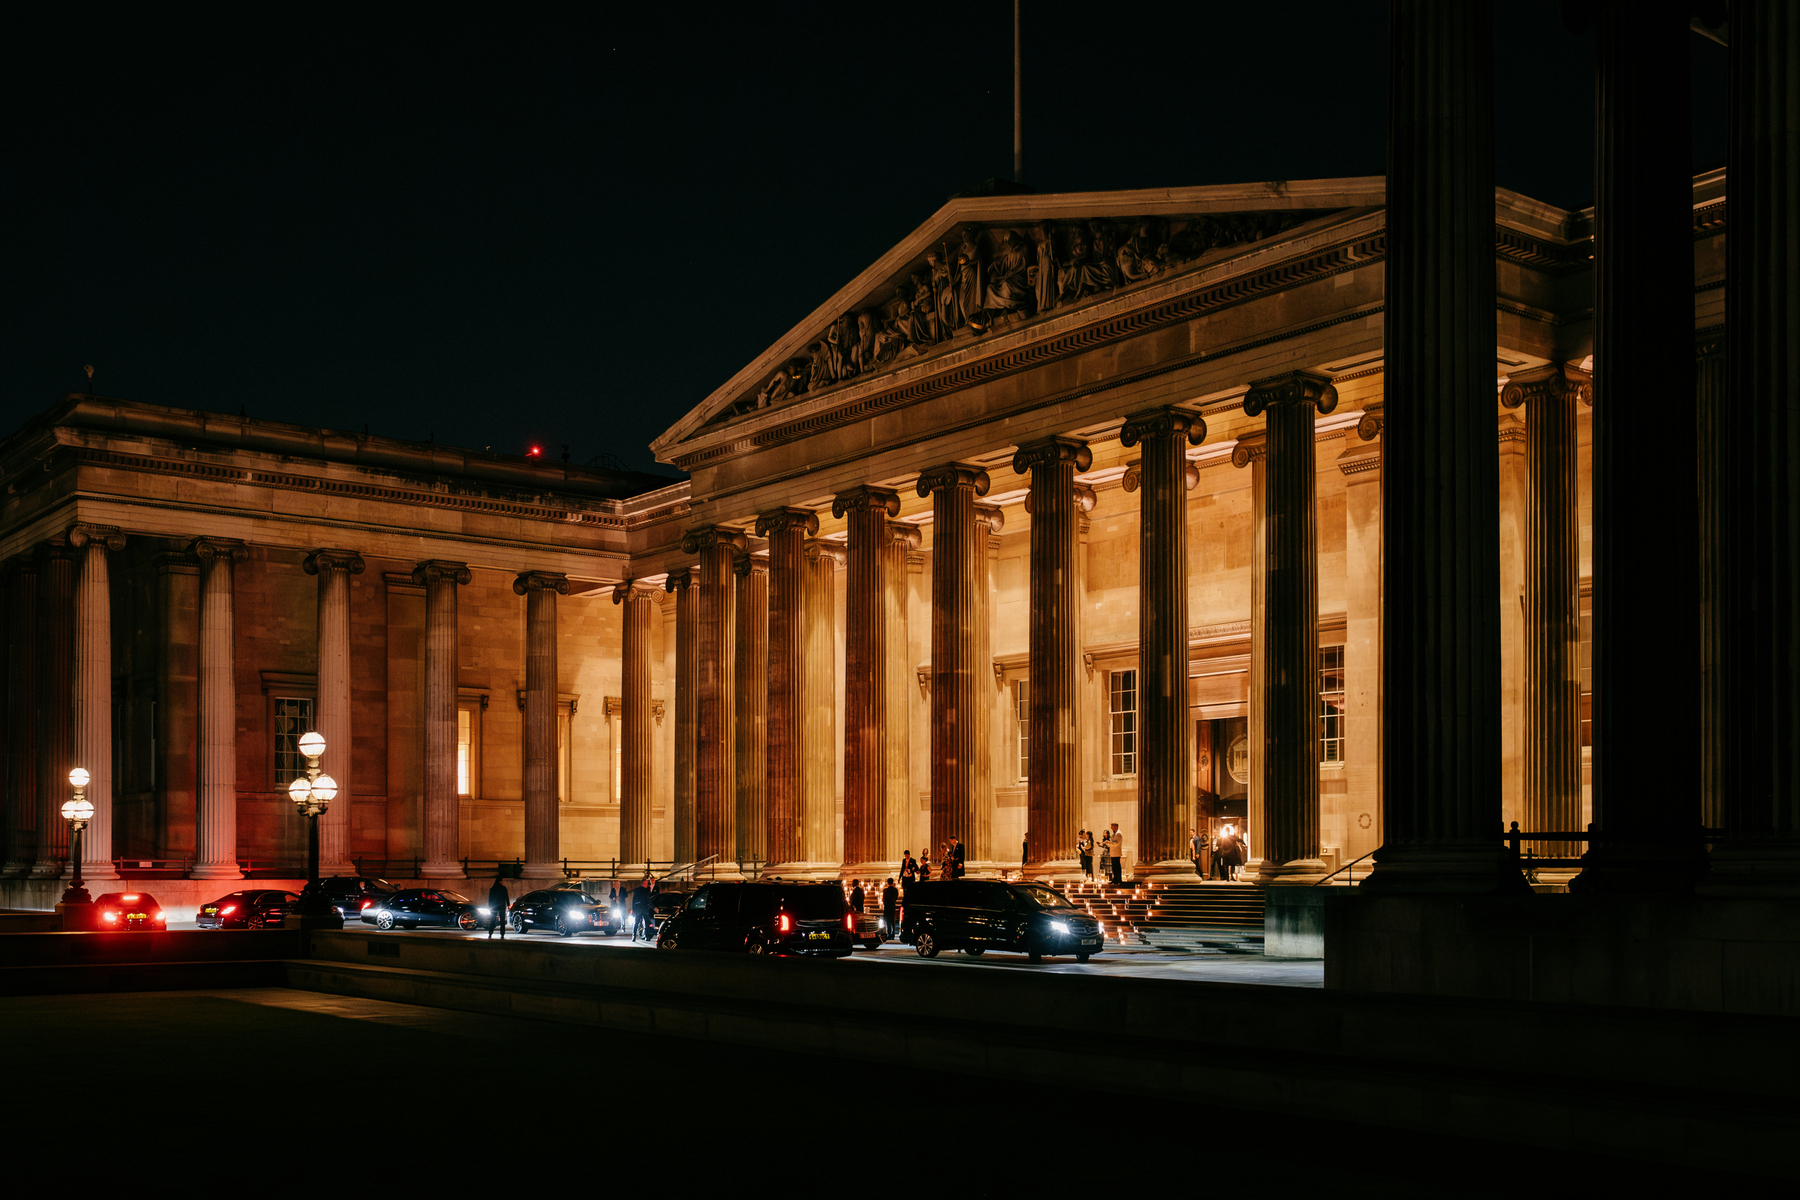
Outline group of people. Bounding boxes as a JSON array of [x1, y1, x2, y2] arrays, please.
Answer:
[[846, 876, 902, 937], [1195, 824, 1249, 881], [482, 873, 661, 941], [896, 837, 965, 886], [1075, 824, 1125, 885]]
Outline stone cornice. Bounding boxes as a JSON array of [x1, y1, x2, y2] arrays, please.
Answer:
[[304, 548, 365, 576]]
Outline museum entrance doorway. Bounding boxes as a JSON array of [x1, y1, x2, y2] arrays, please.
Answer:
[[1195, 716, 1249, 879]]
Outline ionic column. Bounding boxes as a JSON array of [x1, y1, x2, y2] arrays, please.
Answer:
[[514, 570, 568, 878], [1242, 374, 1334, 884], [1231, 433, 1269, 874], [733, 555, 768, 867], [680, 525, 746, 868], [1695, 334, 1726, 833], [154, 552, 200, 866], [1339, 409, 1384, 864], [31, 542, 74, 878], [757, 509, 816, 870], [1501, 367, 1590, 856], [69, 524, 125, 882], [616, 580, 661, 867], [191, 538, 247, 879], [1121, 411, 1206, 873], [665, 568, 697, 863], [304, 549, 363, 874], [414, 560, 471, 877], [4, 558, 38, 874], [1011, 438, 1094, 871], [886, 521, 922, 861], [918, 464, 998, 865], [803, 538, 842, 867], [1710, 1, 1800, 892], [835, 486, 902, 872]]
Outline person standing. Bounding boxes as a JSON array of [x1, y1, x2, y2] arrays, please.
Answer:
[[949, 837, 966, 879], [486, 875, 510, 939], [919, 852, 932, 882], [881, 877, 899, 939], [900, 851, 917, 887], [1098, 827, 1112, 885], [1022, 836, 1029, 871], [1189, 827, 1205, 877], [1107, 823, 1124, 885], [1236, 829, 1251, 883], [1077, 830, 1093, 881], [849, 879, 866, 913]]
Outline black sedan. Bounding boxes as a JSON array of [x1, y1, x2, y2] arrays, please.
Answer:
[[304, 875, 396, 921], [362, 888, 482, 931], [197, 890, 300, 929], [508, 889, 612, 936], [95, 892, 167, 931]]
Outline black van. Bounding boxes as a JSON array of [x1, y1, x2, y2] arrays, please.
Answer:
[[900, 880, 1104, 962], [656, 881, 853, 957]]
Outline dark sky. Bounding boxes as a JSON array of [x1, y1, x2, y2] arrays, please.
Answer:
[[0, 2, 1725, 479]]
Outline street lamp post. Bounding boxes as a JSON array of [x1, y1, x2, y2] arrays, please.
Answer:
[[283, 731, 343, 929], [60, 767, 95, 907]]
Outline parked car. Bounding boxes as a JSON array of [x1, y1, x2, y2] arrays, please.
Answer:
[[900, 880, 1103, 962], [657, 881, 853, 956], [197, 889, 300, 929], [852, 909, 886, 950], [507, 889, 612, 936], [94, 892, 167, 931], [303, 876, 396, 921], [362, 888, 482, 931]]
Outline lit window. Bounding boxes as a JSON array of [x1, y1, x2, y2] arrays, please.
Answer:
[[1320, 645, 1346, 764], [457, 708, 471, 796], [558, 707, 572, 803], [456, 698, 484, 799], [1015, 678, 1030, 783], [1109, 670, 1137, 776], [272, 697, 315, 784]]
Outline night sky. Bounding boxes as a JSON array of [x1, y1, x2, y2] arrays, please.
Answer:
[[1, 2, 1725, 480]]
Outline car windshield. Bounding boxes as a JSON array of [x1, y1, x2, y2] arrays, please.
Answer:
[[1012, 885, 1073, 911], [438, 891, 470, 903], [782, 888, 847, 920]]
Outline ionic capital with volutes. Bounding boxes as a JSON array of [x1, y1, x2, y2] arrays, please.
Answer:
[[304, 548, 365, 576], [1499, 363, 1592, 411], [804, 538, 847, 566], [680, 524, 751, 555], [753, 507, 820, 538], [411, 559, 472, 587], [664, 567, 693, 594], [1120, 407, 1207, 448], [191, 537, 248, 564], [831, 486, 901, 520], [1230, 431, 1268, 469], [1011, 435, 1093, 475], [733, 553, 769, 579], [974, 504, 1005, 534], [68, 523, 126, 553], [887, 520, 924, 550], [612, 579, 664, 605], [37, 535, 77, 564], [916, 462, 991, 499], [512, 570, 570, 597], [1356, 403, 1385, 441], [1243, 370, 1338, 418]]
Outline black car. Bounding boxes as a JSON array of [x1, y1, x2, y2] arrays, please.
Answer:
[[94, 892, 167, 931], [900, 880, 1103, 962], [197, 889, 300, 929], [508, 889, 613, 936], [657, 881, 853, 956], [305, 875, 396, 921], [363, 888, 482, 931]]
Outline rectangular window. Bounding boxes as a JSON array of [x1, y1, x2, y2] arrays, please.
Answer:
[[1014, 678, 1030, 783], [558, 707, 572, 803], [457, 707, 473, 797], [1320, 645, 1346, 763], [1109, 669, 1137, 776], [272, 696, 315, 785]]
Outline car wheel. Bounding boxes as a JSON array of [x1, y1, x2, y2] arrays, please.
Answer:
[[375, 913, 395, 931], [1076, 952, 1091, 963], [456, 912, 478, 932], [745, 939, 767, 956], [659, 931, 678, 949], [964, 946, 985, 957], [916, 930, 938, 958], [247, 913, 264, 931], [511, 913, 527, 934], [556, 916, 573, 937]]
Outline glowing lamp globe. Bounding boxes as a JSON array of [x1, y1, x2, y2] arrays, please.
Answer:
[[287, 777, 313, 806], [309, 774, 339, 803], [68, 767, 90, 789], [297, 731, 326, 759], [61, 797, 94, 823]]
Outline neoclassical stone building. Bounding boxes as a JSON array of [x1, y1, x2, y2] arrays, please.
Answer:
[[0, 161, 1725, 910]]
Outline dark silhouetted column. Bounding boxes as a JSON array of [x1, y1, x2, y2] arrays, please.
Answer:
[[4, 557, 38, 874], [616, 581, 660, 867], [681, 525, 745, 868], [733, 554, 768, 867], [70, 524, 125, 882], [757, 509, 816, 870], [192, 538, 248, 879], [836, 486, 902, 871], [665, 568, 697, 864], [514, 569, 568, 878], [1365, 0, 1521, 893]]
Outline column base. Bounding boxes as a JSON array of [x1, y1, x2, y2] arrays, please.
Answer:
[[1359, 841, 1532, 896], [419, 861, 467, 880], [1697, 839, 1800, 899], [78, 862, 119, 882], [520, 860, 565, 881], [1242, 857, 1330, 885], [1, 859, 32, 875], [190, 862, 245, 880], [29, 861, 63, 879]]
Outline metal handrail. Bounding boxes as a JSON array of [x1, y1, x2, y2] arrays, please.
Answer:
[[1312, 849, 1376, 887]]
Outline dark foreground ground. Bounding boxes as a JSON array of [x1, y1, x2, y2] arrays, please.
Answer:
[[4, 987, 1761, 1192]]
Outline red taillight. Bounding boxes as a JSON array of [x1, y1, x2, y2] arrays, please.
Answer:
[[121, 894, 140, 902], [844, 912, 855, 932], [778, 913, 792, 933], [360, 900, 373, 910], [151, 911, 165, 923], [220, 905, 236, 915], [101, 910, 118, 923]]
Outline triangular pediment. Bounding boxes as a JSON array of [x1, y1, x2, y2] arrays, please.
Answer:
[[651, 177, 1384, 464]]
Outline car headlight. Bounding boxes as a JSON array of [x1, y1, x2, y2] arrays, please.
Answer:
[[1049, 920, 1070, 936], [477, 907, 491, 916]]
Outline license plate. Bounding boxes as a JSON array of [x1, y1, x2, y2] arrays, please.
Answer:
[[808, 931, 831, 941], [1080, 938, 1098, 945], [202, 907, 217, 914]]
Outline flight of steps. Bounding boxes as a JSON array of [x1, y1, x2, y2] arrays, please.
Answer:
[[1061, 879, 1265, 951]]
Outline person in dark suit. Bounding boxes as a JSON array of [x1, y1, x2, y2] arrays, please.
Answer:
[[486, 875, 510, 939], [899, 852, 917, 886], [849, 880, 866, 913], [950, 837, 967, 879], [881, 877, 899, 938]]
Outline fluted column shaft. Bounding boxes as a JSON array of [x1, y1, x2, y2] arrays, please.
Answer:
[[514, 570, 567, 877], [1577, 1, 1700, 891], [919, 464, 996, 864], [1013, 438, 1091, 869], [733, 557, 768, 866], [886, 522, 920, 860], [4, 559, 38, 873], [413, 560, 470, 876], [1232, 435, 1269, 871], [1711, 1, 1800, 889], [70, 525, 123, 881], [1244, 378, 1332, 882], [836, 488, 901, 868], [1122, 413, 1205, 868], [683, 526, 745, 867], [666, 570, 698, 864], [192, 539, 246, 879], [619, 583, 660, 866], [304, 549, 362, 873], [1501, 370, 1588, 855], [758, 511, 814, 867], [1368, 1, 1517, 892], [32, 544, 74, 877], [803, 540, 841, 865], [1696, 336, 1726, 832]]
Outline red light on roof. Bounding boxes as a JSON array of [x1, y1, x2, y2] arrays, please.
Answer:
[[528, 445, 542, 457]]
